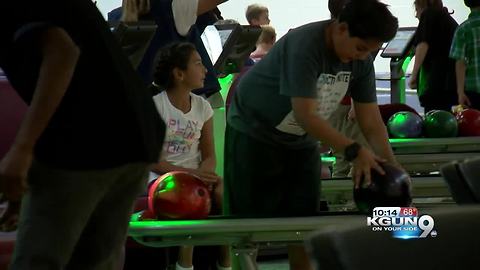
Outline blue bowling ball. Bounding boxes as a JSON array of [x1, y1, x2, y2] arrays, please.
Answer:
[[387, 111, 423, 138]]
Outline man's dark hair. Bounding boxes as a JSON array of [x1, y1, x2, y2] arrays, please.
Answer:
[[465, 0, 480, 8], [328, 0, 350, 19], [338, 0, 398, 42]]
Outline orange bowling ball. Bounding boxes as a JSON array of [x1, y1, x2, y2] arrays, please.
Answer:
[[148, 171, 211, 219]]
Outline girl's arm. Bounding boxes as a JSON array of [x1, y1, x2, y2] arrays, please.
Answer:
[[198, 117, 216, 173], [150, 117, 219, 183], [409, 42, 428, 89], [198, 116, 223, 207]]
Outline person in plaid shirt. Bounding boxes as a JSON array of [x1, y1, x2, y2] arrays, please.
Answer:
[[449, 0, 480, 109]]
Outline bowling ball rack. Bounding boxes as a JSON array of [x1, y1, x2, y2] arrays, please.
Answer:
[[129, 212, 366, 270], [389, 137, 480, 175], [128, 202, 461, 270], [320, 137, 479, 210], [321, 174, 452, 212], [320, 137, 480, 177]]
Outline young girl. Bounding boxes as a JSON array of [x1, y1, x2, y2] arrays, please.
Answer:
[[150, 42, 230, 270], [409, 0, 458, 113]]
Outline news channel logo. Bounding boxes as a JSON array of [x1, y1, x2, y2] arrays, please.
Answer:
[[367, 207, 437, 239]]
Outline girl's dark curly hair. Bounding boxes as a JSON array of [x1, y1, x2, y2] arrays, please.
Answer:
[[151, 42, 197, 90]]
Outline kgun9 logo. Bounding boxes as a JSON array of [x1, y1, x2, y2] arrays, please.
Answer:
[[367, 207, 436, 239]]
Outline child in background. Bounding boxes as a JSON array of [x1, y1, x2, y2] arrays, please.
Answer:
[[449, 0, 480, 109], [225, 25, 277, 111], [245, 3, 270, 26], [250, 25, 277, 62], [150, 42, 230, 270]]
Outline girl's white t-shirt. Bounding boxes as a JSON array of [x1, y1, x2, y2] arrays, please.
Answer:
[[150, 91, 214, 180]]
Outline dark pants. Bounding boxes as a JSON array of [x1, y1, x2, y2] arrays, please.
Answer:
[[224, 125, 321, 218], [420, 94, 456, 114], [466, 91, 480, 110], [10, 161, 148, 270]]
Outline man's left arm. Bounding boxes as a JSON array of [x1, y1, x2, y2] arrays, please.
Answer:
[[0, 26, 79, 201], [354, 101, 398, 165]]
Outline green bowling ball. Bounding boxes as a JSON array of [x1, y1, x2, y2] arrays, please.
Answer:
[[423, 110, 458, 138], [425, 109, 440, 117]]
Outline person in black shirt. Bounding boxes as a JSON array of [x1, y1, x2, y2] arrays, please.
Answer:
[[112, 0, 228, 97], [0, 0, 165, 269], [409, 0, 459, 113]]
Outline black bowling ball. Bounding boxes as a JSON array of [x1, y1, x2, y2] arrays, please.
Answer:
[[353, 163, 412, 214]]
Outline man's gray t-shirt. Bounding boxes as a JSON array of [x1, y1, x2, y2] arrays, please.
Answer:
[[227, 20, 377, 148]]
